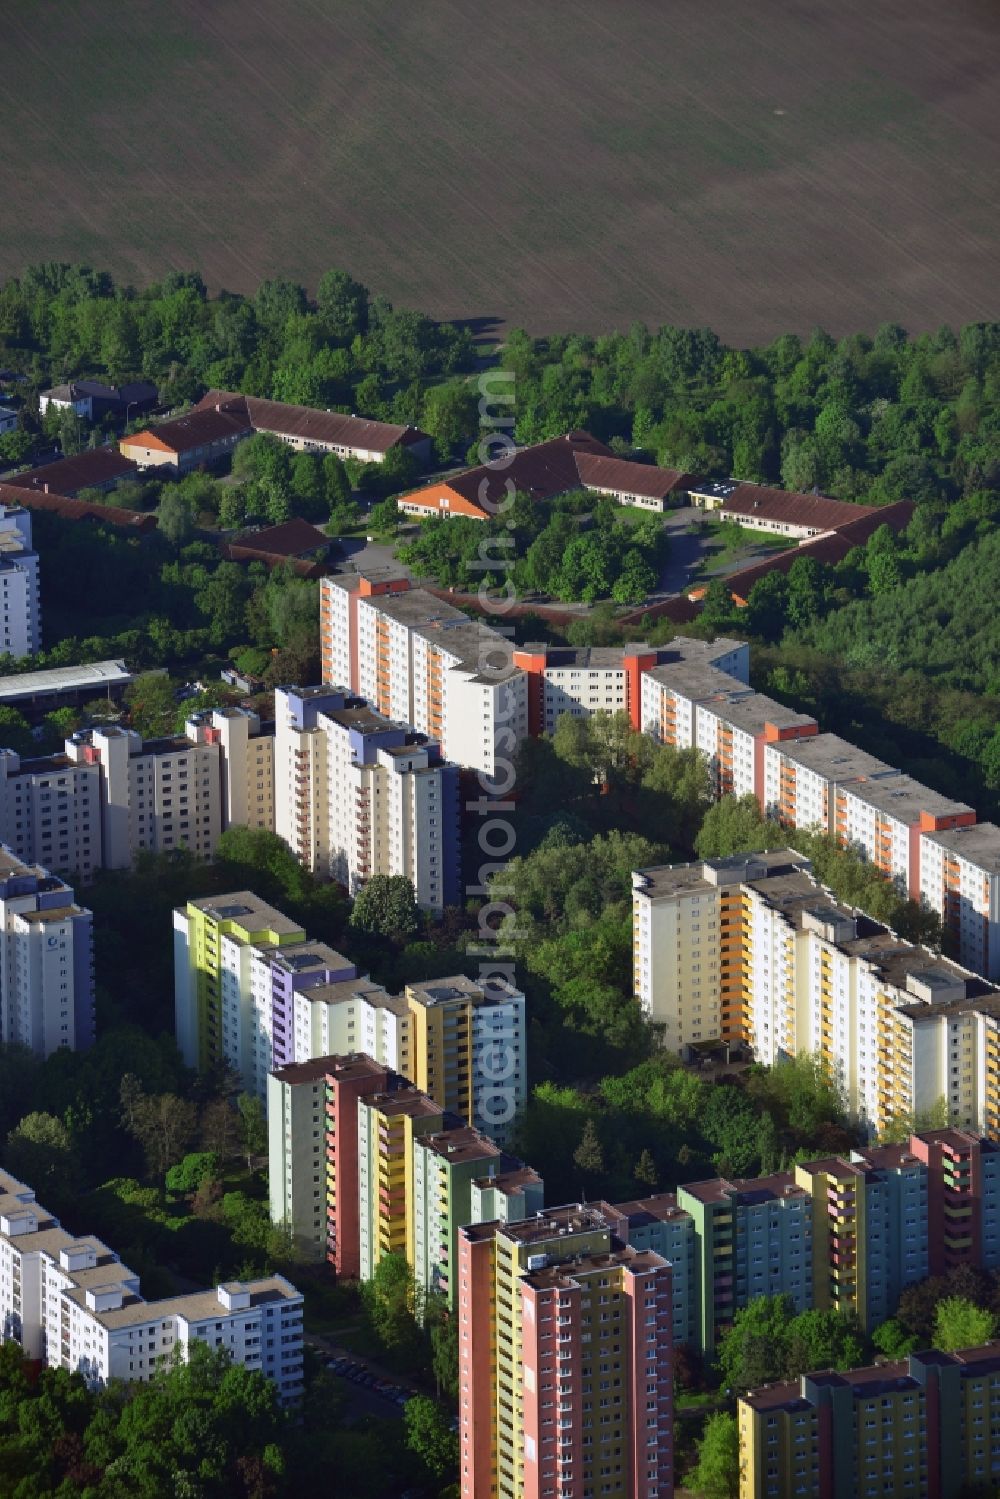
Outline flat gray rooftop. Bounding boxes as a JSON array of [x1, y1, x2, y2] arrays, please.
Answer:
[[770, 731, 896, 781], [922, 820, 1000, 874], [843, 773, 972, 824]]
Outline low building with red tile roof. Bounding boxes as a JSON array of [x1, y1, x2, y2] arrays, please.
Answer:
[[719, 481, 880, 537], [690, 499, 914, 605], [220, 518, 332, 577], [574, 451, 693, 511], [13, 448, 138, 497], [0, 482, 157, 533], [191, 390, 431, 463], [120, 406, 252, 473], [398, 429, 615, 520], [689, 476, 881, 539]]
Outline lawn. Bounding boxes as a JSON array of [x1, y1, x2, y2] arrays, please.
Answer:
[[1, 1, 998, 342], [683, 516, 798, 582]]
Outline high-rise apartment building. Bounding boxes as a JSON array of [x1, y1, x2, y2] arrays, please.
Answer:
[[0, 705, 273, 880], [594, 1194, 698, 1352], [267, 1054, 395, 1272], [632, 851, 1000, 1138], [510, 635, 749, 737], [412, 1125, 543, 1311], [0, 846, 94, 1055], [830, 773, 974, 899], [267, 1056, 540, 1285], [641, 664, 815, 801], [178, 892, 527, 1137], [274, 970, 525, 1143], [0, 501, 40, 657], [600, 1135, 1000, 1354], [739, 1345, 1000, 1499], [921, 821, 1000, 981], [273, 684, 460, 912], [403, 974, 526, 1148], [908, 1128, 1000, 1276], [458, 1205, 674, 1499], [762, 732, 899, 834], [675, 1174, 813, 1355], [357, 1084, 445, 1280], [0, 1167, 303, 1401], [173, 891, 306, 1072], [631, 849, 815, 1053], [795, 1146, 930, 1332], [320, 574, 529, 777]]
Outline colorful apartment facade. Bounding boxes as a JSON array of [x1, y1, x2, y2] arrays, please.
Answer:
[[458, 1205, 674, 1499], [676, 1174, 813, 1354], [632, 851, 1000, 1138], [412, 1126, 543, 1311], [267, 1054, 539, 1294], [173, 891, 306, 1072], [358, 1084, 445, 1279], [739, 1345, 1000, 1499]]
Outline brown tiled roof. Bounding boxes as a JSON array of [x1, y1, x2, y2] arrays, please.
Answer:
[[220, 518, 330, 576], [447, 430, 614, 511], [719, 501, 914, 603], [722, 484, 878, 533], [125, 406, 252, 455], [229, 518, 329, 558], [193, 390, 429, 454], [574, 452, 692, 500], [0, 482, 157, 532], [13, 448, 138, 496], [617, 594, 702, 628]]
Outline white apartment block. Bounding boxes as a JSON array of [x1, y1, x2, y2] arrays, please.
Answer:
[[287, 975, 411, 1084], [0, 1168, 303, 1400], [0, 502, 41, 658], [631, 850, 813, 1053], [516, 635, 750, 740], [640, 660, 751, 750], [322, 571, 757, 774], [273, 685, 460, 912], [832, 774, 974, 899], [632, 849, 1000, 1137], [0, 845, 94, 1055], [921, 822, 1000, 982], [762, 732, 898, 833], [0, 706, 273, 879], [321, 576, 528, 778]]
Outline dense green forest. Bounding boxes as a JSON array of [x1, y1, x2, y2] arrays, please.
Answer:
[[3, 263, 999, 496]]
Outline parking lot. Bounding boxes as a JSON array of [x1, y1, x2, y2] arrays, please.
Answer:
[[325, 1354, 458, 1432]]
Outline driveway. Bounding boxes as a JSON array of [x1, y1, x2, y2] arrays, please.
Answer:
[[333, 536, 402, 574], [658, 506, 707, 595]]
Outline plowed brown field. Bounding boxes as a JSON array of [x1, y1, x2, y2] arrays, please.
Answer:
[[2, 0, 998, 343]]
